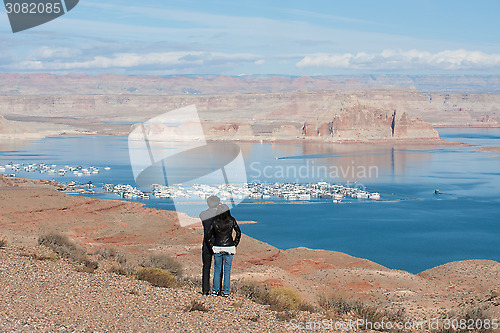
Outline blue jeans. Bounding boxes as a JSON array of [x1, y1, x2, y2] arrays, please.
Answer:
[[212, 253, 233, 295]]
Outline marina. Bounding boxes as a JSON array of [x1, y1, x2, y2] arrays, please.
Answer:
[[1, 161, 383, 203], [0, 162, 110, 177], [103, 181, 382, 203]]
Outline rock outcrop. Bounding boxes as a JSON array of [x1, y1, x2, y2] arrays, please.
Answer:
[[299, 101, 439, 141]]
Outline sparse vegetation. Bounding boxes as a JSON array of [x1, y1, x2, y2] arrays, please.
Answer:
[[318, 293, 354, 315], [23, 246, 58, 261], [318, 293, 406, 331], [184, 300, 210, 312], [180, 275, 202, 289], [136, 267, 178, 288], [298, 301, 320, 313], [436, 305, 494, 333], [141, 253, 183, 277], [38, 232, 98, 272], [107, 263, 128, 275], [95, 247, 127, 265], [246, 314, 260, 322], [38, 232, 81, 261], [234, 280, 305, 317], [233, 280, 273, 305], [269, 286, 302, 311], [0, 236, 7, 248], [275, 310, 297, 321]]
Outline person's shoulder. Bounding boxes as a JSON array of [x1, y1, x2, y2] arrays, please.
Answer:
[[200, 208, 217, 221], [199, 211, 208, 222]]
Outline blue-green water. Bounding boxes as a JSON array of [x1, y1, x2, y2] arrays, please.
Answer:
[[1, 128, 499, 273]]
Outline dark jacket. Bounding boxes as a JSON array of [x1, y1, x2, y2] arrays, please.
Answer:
[[199, 208, 217, 251], [206, 216, 241, 248]]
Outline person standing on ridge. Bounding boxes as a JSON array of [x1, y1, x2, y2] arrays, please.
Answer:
[[199, 195, 221, 295], [207, 204, 241, 297]]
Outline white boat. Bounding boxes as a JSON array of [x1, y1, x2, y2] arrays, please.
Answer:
[[298, 194, 311, 200]]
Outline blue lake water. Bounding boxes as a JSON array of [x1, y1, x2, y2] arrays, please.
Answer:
[[1, 128, 499, 273]]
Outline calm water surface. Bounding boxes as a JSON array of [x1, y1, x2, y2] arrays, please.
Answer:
[[1, 128, 499, 273]]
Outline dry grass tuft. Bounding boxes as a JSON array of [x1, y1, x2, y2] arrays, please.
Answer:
[[234, 280, 305, 313], [107, 263, 128, 275], [298, 301, 320, 313], [38, 232, 98, 272], [0, 236, 7, 248], [95, 247, 127, 265], [23, 245, 58, 261], [38, 232, 80, 260], [275, 310, 297, 321], [319, 293, 405, 331], [436, 305, 495, 333], [246, 314, 260, 322], [142, 253, 183, 277], [184, 300, 210, 312], [269, 286, 302, 311], [233, 280, 273, 305], [136, 267, 178, 288]]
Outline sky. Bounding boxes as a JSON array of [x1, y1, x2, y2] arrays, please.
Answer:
[[1, 0, 500, 76]]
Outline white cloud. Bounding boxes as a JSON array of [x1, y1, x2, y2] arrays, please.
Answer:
[[296, 49, 500, 71], [11, 51, 263, 71], [27, 46, 82, 59]]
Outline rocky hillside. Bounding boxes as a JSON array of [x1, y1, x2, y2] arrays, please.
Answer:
[[1, 175, 499, 330]]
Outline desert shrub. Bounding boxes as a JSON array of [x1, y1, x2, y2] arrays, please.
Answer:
[[319, 293, 405, 331], [181, 275, 202, 289], [107, 263, 128, 275], [275, 310, 297, 321], [246, 314, 260, 322], [136, 267, 177, 288], [437, 305, 494, 333], [0, 236, 7, 248], [141, 253, 183, 277], [184, 300, 210, 312], [38, 232, 99, 272], [233, 280, 273, 305], [318, 293, 357, 315], [25, 246, 58, 261], [95, 247, 127, 264], [234, 280, 304, 312], [269, 286, 302, 311], [82, 258, 99, 270], [298, 301, 320, 313], [38, 232, 81, 261]]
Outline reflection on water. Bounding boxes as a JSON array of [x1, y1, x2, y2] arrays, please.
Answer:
[[0, 139, 38, 154], [250, 141, 435, 183]]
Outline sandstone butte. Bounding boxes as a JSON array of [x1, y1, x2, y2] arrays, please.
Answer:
[[1, 176, 499, 331]]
